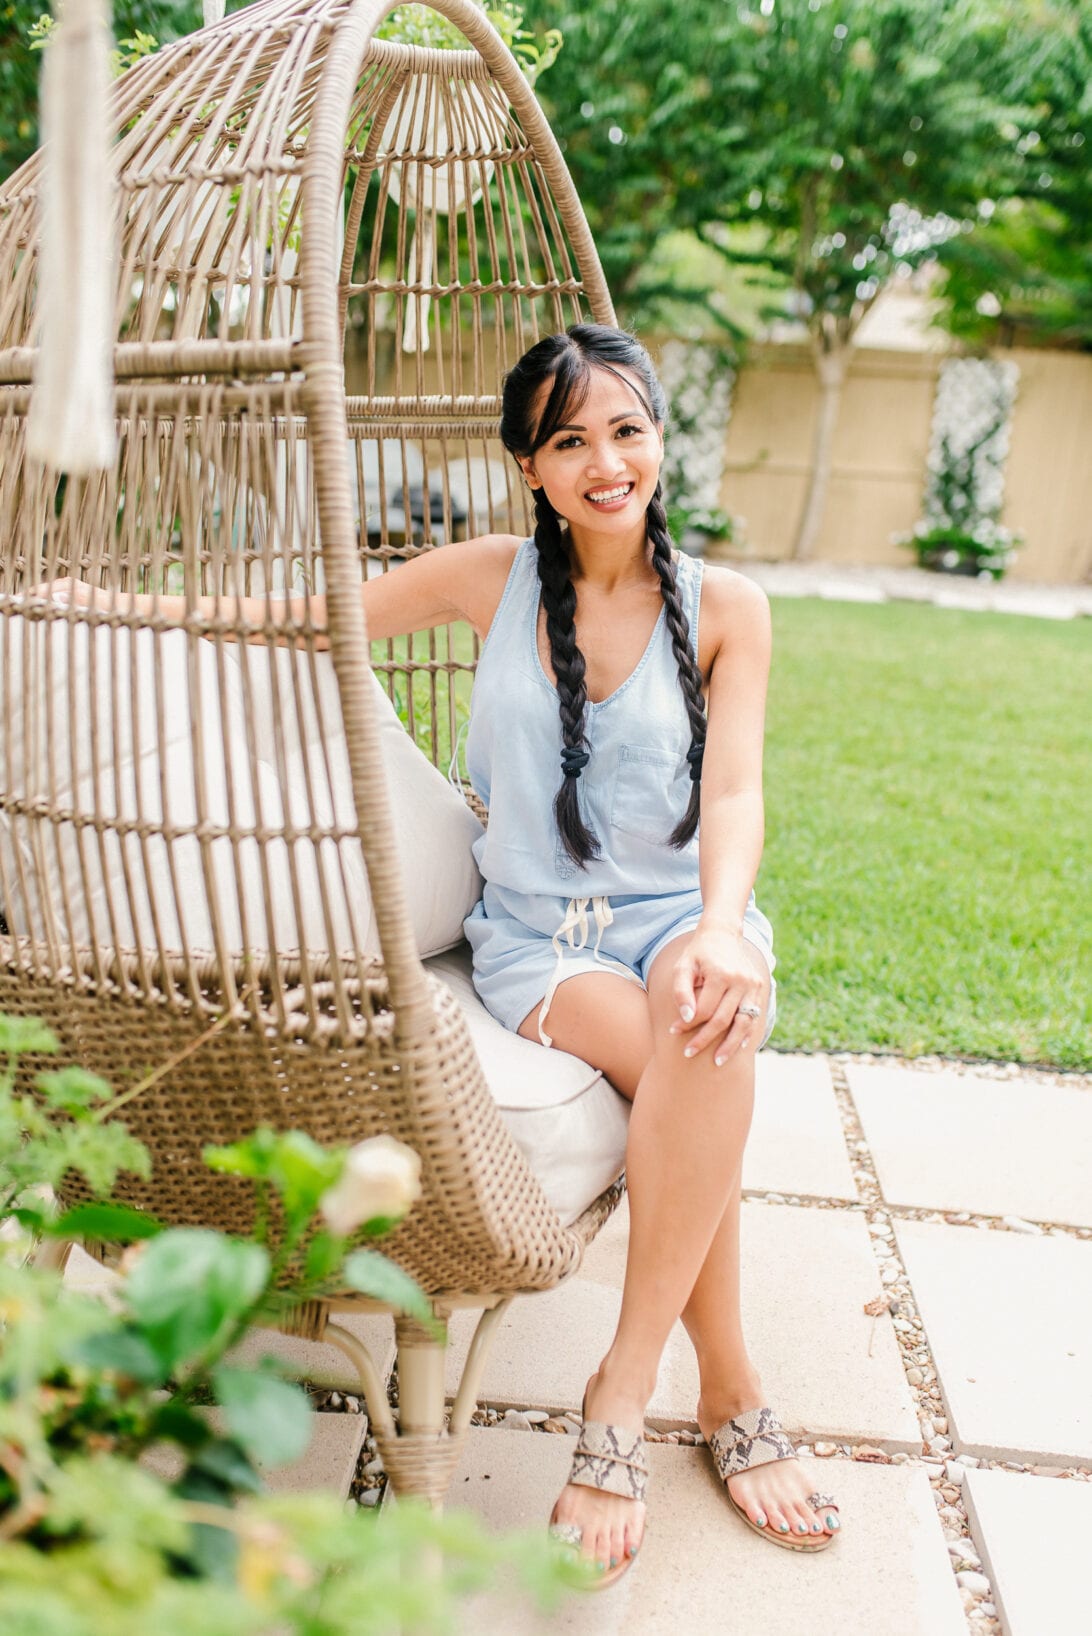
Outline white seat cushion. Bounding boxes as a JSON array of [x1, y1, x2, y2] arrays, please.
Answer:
[[426, 942, 630, 1225], [224, 644, 483, 958], [1, 614, 482, 961]]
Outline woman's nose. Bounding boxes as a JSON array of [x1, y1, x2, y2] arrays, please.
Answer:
[[585, 439, 626, 478]]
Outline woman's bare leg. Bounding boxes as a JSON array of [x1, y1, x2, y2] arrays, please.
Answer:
[[518, 941, 835, 1564], [518, 941, 755, 1570]]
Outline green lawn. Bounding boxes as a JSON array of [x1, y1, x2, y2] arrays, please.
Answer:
[[759, 598, 1090, 1071]]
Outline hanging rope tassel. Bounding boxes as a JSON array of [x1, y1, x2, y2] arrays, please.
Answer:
[[27, 0, 117, 474], [402, 216, 434, 354]]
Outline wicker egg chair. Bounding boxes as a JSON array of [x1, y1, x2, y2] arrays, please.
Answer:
[[0, 0, 622, 1507]]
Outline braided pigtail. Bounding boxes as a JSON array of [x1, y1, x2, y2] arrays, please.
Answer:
[[534, 489, 601, 866], [648, 484, 706, 848]]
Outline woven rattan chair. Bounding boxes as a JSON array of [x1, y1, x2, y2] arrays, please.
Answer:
[[0, 0, 622, 1507]]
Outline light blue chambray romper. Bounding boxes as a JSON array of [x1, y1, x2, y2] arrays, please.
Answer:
[[462, 539, 777, 1049]]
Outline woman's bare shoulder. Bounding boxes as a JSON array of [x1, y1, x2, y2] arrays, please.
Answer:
[[695, 562, 771, 671], [446, 532, 525, 630]]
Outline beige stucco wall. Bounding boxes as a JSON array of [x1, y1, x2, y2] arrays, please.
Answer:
[[719, 342, 1092, 584]]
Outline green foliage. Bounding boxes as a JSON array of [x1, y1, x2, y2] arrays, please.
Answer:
[[125, 1229, 271, 1370], [0, 1020, 574, 1629], [527, 0, 1083, 345], [935, 0, 1092, 349], [0, 1021, 150, 1238], [342, 1246, 441, 1334], [377, 1, 562, 84], [212, 1365, 313, 1466], [0, 1, 203, 182]]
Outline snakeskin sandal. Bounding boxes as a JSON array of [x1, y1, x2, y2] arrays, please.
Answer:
[[548, 1418, 649, 1590], [708, 1406, 840, 1552]]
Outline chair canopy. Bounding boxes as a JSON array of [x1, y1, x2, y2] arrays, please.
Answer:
[[0, 0, 619, 1299]]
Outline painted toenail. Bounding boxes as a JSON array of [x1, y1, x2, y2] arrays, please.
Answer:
[[596, 1560, 606, 1572], [778, 1522, 790, 1533], [796, 1522, 810, 1534], [811, 1521, 823, 1533], [755, 1511, 767, 1528], [827, 1515, 840, 1530], [628, 1544, 639, 1557]]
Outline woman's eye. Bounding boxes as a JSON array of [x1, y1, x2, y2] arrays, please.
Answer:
[[616, 423, 644, 438], [555, 434, 581, 450]]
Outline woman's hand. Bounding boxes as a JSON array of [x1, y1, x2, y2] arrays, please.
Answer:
[[668, 924, 766, 1066], [29, 576, 98, 607]]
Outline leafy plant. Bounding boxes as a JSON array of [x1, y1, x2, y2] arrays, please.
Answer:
[[0, 1017, 582, 1629], [29, 12, 162, 78], [895, 363, 1023, 579]]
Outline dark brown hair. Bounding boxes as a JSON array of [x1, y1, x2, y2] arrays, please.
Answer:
[[499, 324, 706, 867]]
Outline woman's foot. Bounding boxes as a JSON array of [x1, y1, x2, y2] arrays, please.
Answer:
[[697, 1377, 839, 1543], [548, 1367, 649, 1572]]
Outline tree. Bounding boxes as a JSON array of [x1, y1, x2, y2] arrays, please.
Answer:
[[690, 0, 1026, 558], [525, 0, 759, 335], [527, 1, 1025, 557], [934, 0, 1092, 351], [0, 1, 204, 184]]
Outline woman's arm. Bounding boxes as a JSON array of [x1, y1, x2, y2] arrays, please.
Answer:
[[42, 532, 522, 645], [694, 570, 771, 934], [669, 569, 773, 1058]]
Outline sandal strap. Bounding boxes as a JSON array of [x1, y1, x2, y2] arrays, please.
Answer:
[[568, 1420, 649, 1503], [807, 1491, 839, 1512], [709, 1406, 797, 1479]]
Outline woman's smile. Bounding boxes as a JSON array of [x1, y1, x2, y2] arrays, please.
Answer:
[[584, 480, 636, 510]]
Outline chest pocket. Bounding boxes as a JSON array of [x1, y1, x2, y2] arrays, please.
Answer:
[[610, 743, 689, 843]]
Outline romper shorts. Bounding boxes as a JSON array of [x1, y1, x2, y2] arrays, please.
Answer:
[[465, 883, 777, 1051]]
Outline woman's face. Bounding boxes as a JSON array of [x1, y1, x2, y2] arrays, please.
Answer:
[[519, 365, 664, 534]]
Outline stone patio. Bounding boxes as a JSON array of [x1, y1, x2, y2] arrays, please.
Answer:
[[65, 1049, 1092, 1633]]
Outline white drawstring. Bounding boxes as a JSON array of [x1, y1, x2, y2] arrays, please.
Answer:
[[447, 717, 469, 794], [537, 894, 632, 1046]]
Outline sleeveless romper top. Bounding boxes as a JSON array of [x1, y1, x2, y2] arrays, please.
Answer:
[[465, 537, 704, 900]]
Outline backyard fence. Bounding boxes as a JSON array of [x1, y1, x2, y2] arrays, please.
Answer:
[[712, 341, 1092, 585]]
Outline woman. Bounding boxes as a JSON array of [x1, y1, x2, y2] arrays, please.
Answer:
[[327, 323, 839, 1577], [53, 323, 840, 1580]]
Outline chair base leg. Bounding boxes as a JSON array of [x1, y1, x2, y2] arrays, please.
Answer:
[[324, 1297, 514, 1510]]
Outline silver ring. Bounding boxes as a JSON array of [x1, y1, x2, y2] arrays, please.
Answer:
[[738, 1003, 762, 1018]]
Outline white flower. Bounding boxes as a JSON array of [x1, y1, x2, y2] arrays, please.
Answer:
[[320, 1135, 422, 1237]]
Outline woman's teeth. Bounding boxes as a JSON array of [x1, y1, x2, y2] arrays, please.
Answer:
[[586, 483, 633, 504]]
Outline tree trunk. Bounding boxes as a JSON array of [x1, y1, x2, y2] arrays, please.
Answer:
[[791, 341, 850, 561]]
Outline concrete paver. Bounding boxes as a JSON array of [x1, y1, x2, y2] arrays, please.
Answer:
[[895, 1219, 1092, 1463], [735, 559, 1089, 619], [445, 1202, 919, 1447], [962, 1466, 1092, 1636], [227, 1313, 397, 1394], [847, 1062, 1092, 1227], [445, 1430, 967, 1636], [261, 1411, 366, 1496], [144, 1408, 365, 1497], [745, 1052, 857, 1201]]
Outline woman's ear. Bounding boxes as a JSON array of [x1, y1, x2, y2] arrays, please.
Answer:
[[519, 457, 541, 491]]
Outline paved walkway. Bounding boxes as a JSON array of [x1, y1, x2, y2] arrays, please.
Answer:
[[726, 558, 1092, 620], [66, 1049, 1092, 1634]]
